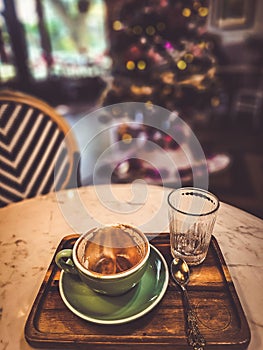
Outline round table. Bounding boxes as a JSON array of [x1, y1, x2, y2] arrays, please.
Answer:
[[0, 184, 262, 349]]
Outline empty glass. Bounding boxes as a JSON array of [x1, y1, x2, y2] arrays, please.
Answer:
[[168, 187, 219, 266]]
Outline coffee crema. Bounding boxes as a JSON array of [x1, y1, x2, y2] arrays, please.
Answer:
[[76, 225, 147, 275]]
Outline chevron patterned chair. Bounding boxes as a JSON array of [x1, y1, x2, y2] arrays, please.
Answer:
[[0, 90, 81, 207]]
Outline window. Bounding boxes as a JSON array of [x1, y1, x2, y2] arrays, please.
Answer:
[[210, 0, 256, 30], [0, 1, 17, 82], [0, 0, 110, 83]]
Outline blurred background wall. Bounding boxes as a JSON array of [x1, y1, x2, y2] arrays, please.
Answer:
[[1, 0, 262, 217]]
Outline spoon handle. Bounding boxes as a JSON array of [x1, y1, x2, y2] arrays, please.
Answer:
[[181, 286, 206, 350]]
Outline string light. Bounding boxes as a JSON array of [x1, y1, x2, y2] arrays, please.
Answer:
[[137, 60, 147, 70], [211, 96, 220, 107], [122, 133, 133, 143], [113, 20, 123, 31], [146, 25, 155, 36], [177, 60, 187, 70], [126, 60, 135, 70], [198, 41, 206, 49], [182, 8, 191, 17], [133, 25, 142, 35], [165, 41, 173, 50], [198, 7, 208, 17]]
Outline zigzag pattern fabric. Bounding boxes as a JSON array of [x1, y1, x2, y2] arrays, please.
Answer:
[[0, 101, 69, 207]]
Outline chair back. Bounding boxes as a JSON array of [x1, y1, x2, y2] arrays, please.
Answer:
[[0, 90, 80, 207]]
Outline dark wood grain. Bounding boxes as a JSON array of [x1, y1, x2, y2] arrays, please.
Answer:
[[24, 234, 251, 349]]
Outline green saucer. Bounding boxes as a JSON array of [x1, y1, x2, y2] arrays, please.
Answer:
[[59, 245, 169, 324]]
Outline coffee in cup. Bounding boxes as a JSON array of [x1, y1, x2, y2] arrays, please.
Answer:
[[55, 224, 150, 295]]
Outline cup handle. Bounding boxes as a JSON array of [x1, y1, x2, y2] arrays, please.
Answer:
[[55, 249, 78, 274]]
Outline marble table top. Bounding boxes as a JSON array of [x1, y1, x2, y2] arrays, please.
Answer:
[[0, 183, 262, 350]]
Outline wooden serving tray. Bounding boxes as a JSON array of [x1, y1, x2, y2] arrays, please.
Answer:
[[25, 234, 250, 349]]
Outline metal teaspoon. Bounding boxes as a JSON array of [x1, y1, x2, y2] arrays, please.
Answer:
[[170, 258, 206, 350]]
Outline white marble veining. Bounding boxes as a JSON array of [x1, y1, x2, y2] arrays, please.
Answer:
[[0, 183, 262, 350]]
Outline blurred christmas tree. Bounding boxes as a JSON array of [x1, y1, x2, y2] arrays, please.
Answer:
[[103, 0, 223, 124]]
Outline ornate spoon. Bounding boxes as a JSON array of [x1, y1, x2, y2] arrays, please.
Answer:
[[170, 258, 206, 350]]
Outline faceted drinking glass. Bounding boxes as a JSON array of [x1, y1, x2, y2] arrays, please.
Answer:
[[168, 187, 219, 266]]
